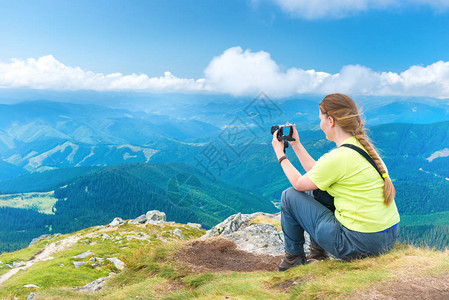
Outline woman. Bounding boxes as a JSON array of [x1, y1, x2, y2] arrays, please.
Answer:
[[271, 93, 400, 272]]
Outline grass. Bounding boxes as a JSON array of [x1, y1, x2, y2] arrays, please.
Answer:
[[0, 191, 58, 214], [1, 220, 449, 299], [249, 215, 282, 231]]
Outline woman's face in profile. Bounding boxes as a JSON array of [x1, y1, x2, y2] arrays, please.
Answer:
[[319, 109, 332, 140]]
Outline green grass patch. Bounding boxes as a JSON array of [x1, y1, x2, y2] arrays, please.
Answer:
[[250, 215, 282, 231], [0, 191, 58, 214]]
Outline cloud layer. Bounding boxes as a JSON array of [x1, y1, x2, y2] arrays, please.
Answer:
[[1, 48, 449, 98], [0, 55, 208, 92], [270, 0, 449, 19]]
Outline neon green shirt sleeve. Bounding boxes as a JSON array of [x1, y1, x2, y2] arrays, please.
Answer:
[[308, 149, 346, 191]]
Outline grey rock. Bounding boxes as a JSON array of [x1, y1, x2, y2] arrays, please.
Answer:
[[173, 228, 184, 239], [187, 222, 202, 229], [109, 217, 124, 227], [28, 234, 50, 247], [203, 213, 247, 237], [59, 263, 65, 267], [27, 292, 37, 300], [13, 261, 26, 268], [137, 214, 147, 224], [202, 212, 311, 257], [23, 284, 40, 288], [42, 256, 54, 261], [72, 273, 116, 293], [226, 224, 284, 256], [145, 210, 166, 223], [72, 250, 94, 259], [106, 257, 125, 270], [6, 264, 13, 269], [73, 261, 86, 268]]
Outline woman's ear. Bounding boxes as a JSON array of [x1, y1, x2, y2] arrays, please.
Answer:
[[328, 115, 335, 128]]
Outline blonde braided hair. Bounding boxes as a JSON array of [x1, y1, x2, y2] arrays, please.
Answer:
[[319, 93, 395, 206]]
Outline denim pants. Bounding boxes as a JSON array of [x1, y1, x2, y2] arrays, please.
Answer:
[[281, 187, 399, 260]]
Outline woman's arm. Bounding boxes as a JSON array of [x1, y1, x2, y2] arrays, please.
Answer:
[[273, 134, 318, 191], [291, 143, 316, 172], [274, 150, 318, 191], [285, 122, 316, 172]]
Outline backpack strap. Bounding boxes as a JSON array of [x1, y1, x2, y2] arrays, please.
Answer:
[[340, 144, 385, 181]]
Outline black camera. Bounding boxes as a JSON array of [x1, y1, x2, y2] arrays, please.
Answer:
[[271, 125, 295, 153]]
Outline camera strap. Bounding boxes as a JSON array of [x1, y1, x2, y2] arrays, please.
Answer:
[[340, 144, 385, 181]]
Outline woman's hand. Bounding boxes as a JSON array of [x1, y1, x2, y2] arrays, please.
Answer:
[[286, 122, 300, 148], [272, 129, 285, 156]]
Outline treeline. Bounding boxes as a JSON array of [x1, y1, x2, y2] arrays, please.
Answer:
[[0, 207, 53, 252], [399, 224, 449, 250]]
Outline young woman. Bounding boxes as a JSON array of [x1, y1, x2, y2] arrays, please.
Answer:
[[271, 93, 400, 272]]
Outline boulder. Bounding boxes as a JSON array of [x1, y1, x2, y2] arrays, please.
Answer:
[[106, 257, 125, 270], [137, 214, 147, 224], [13, 261, 26, 268], [226, 224, 284, 256], [109, 217, 124, 227], [73, 261, 86, 268], [28, 234, 50, 247], [23, 284, 40, 288], [72, 273, 116, 293], [146, 210, 166, 224], [203, 213, 246, 237], [173, 228, 184, 239], [72, 250, 94, 259], [27, 293, 37, 300], [202, 212, 311, 257]]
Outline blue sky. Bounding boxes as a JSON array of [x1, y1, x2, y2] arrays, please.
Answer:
[[0, 0, 449, 98]]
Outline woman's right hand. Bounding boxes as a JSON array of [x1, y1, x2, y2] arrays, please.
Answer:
[[286, 122, 300, 147]]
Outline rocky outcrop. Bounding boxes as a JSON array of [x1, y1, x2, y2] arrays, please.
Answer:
[[109, 217, 124, 227], [202, 212, 311, 257], [226, 224, 284, 257], [146, 210, 166, 223], [72, 273, 116, 293]]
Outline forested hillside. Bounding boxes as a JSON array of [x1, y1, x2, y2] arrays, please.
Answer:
[[0, 162, 276, 252]]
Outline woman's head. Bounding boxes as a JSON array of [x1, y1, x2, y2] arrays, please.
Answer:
[[319, 93, 395, 206], [319, 93, 363, 136]]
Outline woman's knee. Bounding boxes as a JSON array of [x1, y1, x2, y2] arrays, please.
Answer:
[[281, 187, 297, 209]]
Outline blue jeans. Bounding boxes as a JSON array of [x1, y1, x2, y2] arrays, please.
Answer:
[[281, 187, 399, 260]]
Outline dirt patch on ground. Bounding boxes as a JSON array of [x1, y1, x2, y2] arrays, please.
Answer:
[[176, 237, 281, 272], [98, 227, 119, 233], [344, 273, 449, 300]]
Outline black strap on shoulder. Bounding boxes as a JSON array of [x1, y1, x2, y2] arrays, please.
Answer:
[[340, 144, 385, 181]]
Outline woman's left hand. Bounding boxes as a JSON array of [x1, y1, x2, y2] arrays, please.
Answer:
[[272, 129, 284, 155]]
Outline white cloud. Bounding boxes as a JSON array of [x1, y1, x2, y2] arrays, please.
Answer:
[[269, 0, 449, 19], [0, 55, 208, 92], [1, 50, 449, 98], [203, 47, 449, 98]]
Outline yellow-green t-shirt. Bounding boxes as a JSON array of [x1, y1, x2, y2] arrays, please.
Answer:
[[307, 136, 400, 233]]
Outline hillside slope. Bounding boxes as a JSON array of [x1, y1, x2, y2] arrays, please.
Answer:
[[0, 211, 448, 299]]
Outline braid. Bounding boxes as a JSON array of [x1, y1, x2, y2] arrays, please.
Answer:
[[354, 122, 395, 206]]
